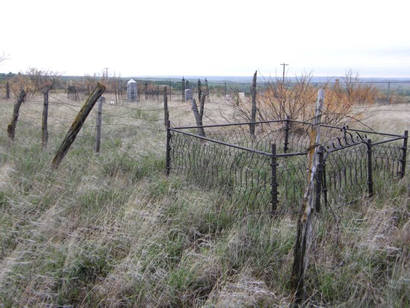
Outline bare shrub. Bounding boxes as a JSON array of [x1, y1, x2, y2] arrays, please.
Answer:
[[8, 69, 59, 98], [226, 72, 382, 126]]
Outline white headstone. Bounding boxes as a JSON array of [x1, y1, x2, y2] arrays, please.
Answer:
[[185, 89, 193, 101], [127, 79, 138, 102]]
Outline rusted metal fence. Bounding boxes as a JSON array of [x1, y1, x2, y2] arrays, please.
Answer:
[[166, 119, 407, 214]]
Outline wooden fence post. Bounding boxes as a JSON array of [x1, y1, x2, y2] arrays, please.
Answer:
[[366, 139, 374, 197], [400, 130, 408, 178], [190, 79, 206, 136], [95, 96, 104, 153], [6, 81, 10, 99], [51, 83, 105, 169], [290, 89, 324, 305], [250, 71, 257, 136], [271, 143, 278, 214], [166, 120, 171, 176], [182, 77, 185, 102], [322, 152, 328, 209], [163, 86, 169, 127], [7, 89, 26, 141], [315, 146, 324, 213], [42, 87, 51, 149], [190, 98, 206, 137]]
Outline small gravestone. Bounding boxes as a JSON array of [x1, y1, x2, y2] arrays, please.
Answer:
[[238, 92, 246, 99], [127, 79, 138, 102], [185, 89, 193, 101]]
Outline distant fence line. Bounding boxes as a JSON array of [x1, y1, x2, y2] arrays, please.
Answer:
[[2, 76, 410, 104]]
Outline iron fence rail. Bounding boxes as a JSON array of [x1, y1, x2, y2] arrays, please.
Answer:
[[166, 119, 407, 214]]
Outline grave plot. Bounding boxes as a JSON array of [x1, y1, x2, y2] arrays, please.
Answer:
[[166, 119, 407, 214]]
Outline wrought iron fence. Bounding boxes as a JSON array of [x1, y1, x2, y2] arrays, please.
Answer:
[[166, 119, 407, 214]]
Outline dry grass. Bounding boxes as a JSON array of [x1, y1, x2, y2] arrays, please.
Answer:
[[0, 91, 408, 307]]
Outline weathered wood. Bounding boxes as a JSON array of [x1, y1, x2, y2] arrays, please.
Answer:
[[7, 89, 26, 141], [199, 89, 206, 121], [191, 98, 206, 137], [41, 87, 51, 149], [190, 79, 207, 137], [95, 96, 104, 153], [204, 78, 209, 95], [197, 79, 202, 103], [166, 120, 171, 176], [6, 81, 10, 99], [182, 77, 185, 101], [163, 86, 169, 127], [52, 83, 105, 169], [291, 89, 324, 305], [205, 78, 210, 102], [250, 71, 257, 136]]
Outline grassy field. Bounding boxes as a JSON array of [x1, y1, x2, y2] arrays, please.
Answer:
[[0, 92, 409, 307]]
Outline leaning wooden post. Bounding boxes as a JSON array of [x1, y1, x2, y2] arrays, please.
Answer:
[[366, 139, 374, 197], [315, 146, 325, 213], [95, 96, 104, 153], [191, 98, 206, 137], [400, 130, 408, 178], [182, 77, 185, 102], [166, 120, 171, 176], [322, 151, 329, 209], [7, 89, 26, 141], [250, 71, 257, 136], [290, 89, 324, 305], [6, 81, 10, 99], [51, 83, 105, 169], [271, 143, 278, 215], [197, 79, 202, 102], [163, 86, 169, 127], [41, 87, 51, 149]]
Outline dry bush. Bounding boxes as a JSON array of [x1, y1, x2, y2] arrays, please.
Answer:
[[82, 75, 99, 94], [227, 72, 382, 126], [8, 69, 59, 98], [8, 73, 34, 97], [343, 71, 382, 105]]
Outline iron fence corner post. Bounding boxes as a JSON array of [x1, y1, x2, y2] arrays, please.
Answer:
[[166, 120, 171, 176], [315, 146, 324, 213], [400, 130, 408, 178], [271, 143, 278, 215], [322, 151, 328, 209], [366, 139, 373, 197], [284, 116, 290, 153]]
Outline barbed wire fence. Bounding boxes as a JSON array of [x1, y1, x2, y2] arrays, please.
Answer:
[[0, 78, 408, 206]]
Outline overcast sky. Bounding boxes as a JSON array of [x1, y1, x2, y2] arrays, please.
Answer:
[[1, 0, 409, 77]]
